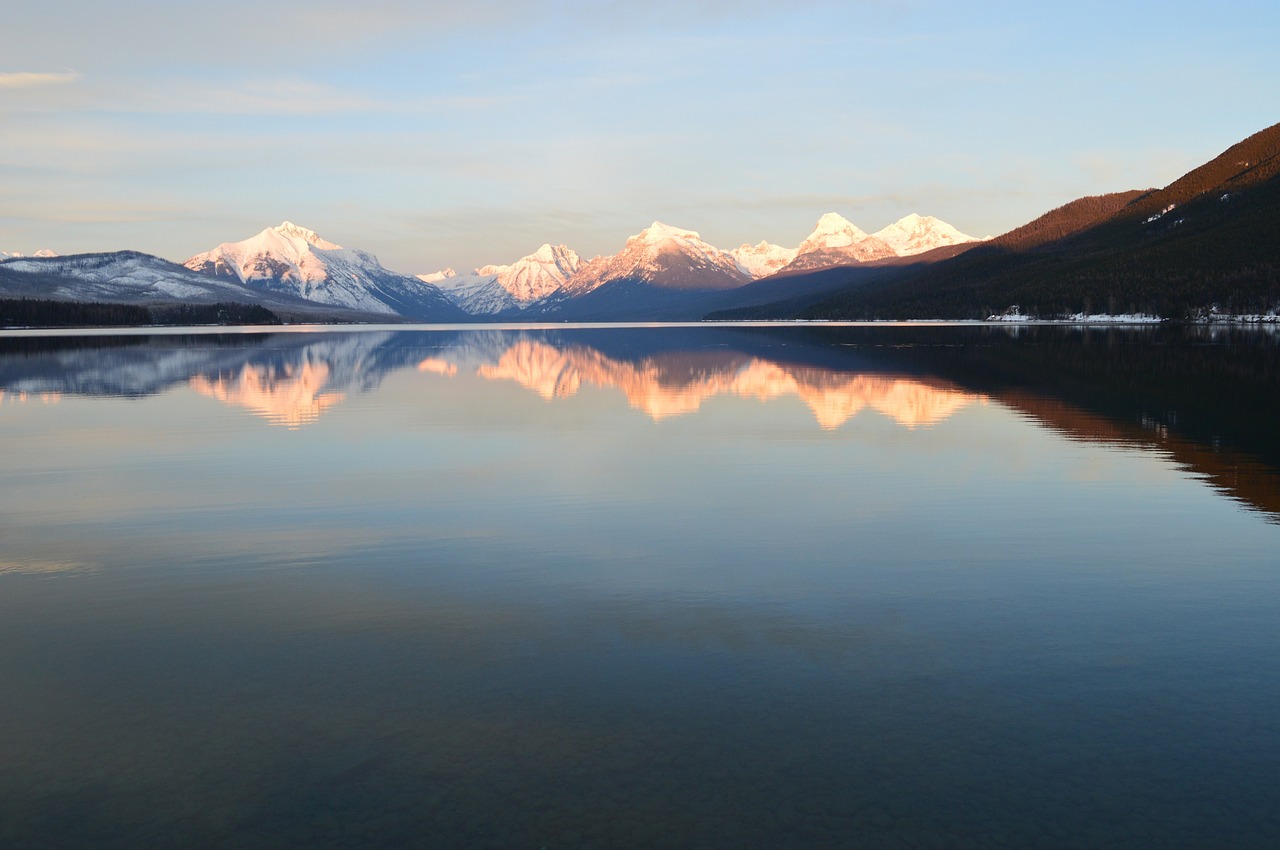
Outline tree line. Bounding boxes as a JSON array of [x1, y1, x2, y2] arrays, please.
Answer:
[[1, 298, 281, 329]]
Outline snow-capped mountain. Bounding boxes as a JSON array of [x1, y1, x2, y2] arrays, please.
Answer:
[[871, 213, 982, 256], [424, 268, 518, 315], [185, 221, 463, 321], [417, 268, 456, 284], [784, 213, 896, 272], [1, 249, 57, 260], [498, 243, 583, 302], [523, 222, 752, 321], [0, 251, 291, 306], [424, 243, 583, 316], [0, 250, 421, 321], [557, 222, 748, 298], [729, 241, 799, 279]]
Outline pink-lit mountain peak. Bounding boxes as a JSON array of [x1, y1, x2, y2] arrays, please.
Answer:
[[871, 213, 982, 256], [631, 221, 706, 246], [271, 221, 341, 250], [425, 242, 584, 314], [561, 220, 748, 294], [797, 213, 883, 253], [182, 220, 462, 319]]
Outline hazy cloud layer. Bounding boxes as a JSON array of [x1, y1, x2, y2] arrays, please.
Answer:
[[0, 71, 81, 89], [3, 1, 839, 71]]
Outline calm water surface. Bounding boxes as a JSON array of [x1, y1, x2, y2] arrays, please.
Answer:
[[1, 324, 1278, 848]]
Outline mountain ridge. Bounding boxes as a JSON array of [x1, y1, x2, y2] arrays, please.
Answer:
[[426, 243, 583, 315], [781, 121, 1280, 320], [184, 222, 464, 321], [0, 250, 396, 322]]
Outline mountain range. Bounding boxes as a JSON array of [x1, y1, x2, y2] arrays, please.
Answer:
[[1, 212, 976, 324], [414, 213, 980, 320], [3, 120, 1277, 324], [0, 230, 467, 323]]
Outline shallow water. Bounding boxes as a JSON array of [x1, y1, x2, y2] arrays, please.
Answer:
[[2, 324, 1278, 848]]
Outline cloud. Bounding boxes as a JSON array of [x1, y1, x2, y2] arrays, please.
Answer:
[[2, 2, 849, 74], [131, 77, 401, 116], [0, 70, 80, 89]]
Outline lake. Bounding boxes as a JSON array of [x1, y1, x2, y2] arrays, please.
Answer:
[[1, 323, 1278, 849]]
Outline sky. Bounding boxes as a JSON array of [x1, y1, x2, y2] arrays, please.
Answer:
[[1, 0, 1277, 274]]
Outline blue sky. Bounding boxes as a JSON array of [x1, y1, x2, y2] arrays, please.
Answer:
[[2, 0, 1276, 273]]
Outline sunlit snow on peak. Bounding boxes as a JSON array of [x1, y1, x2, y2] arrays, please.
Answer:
[[729, 241, 799, 278], [272, 221, 340, 250], [633, 221, 706, 245], [417, 268, 457, 284], [871, 213, 980, 256], [790, 213, 894, 265]]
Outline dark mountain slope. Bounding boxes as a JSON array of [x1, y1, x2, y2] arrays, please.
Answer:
[[763, 122, 1280, 320], [991, 191, 1151, 251], [703, 241, 984, 321]]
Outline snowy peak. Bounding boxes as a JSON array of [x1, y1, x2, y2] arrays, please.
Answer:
[[185, 221, 353, 289], [797, 213, 889, 256], [631, 221, 705, 247], [1, 248, 58, 260], [528, 242, 567, 263], [871, 213, 981, 256], [785, 212, 895, 270], [186, 224, 336, 287], [427, 243, 585, 315], [272, 221, 340, 249], [730, 241, 799, 279], [812, 212, 868, 243], [560, 221, 748, 295], [183, 222, 460, 320], [500, 243, 582, 302], [623, 221, 731, 264], [416, 268, 456, 284]]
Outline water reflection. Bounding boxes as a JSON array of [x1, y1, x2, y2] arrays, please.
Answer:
[[1, 324, 1278, 519], [474, 338, 982, 427], [0, 390, 63, 405], [190, 361, 346, 429]]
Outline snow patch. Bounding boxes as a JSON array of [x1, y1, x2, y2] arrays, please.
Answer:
[[986, 310, 1163, 324]]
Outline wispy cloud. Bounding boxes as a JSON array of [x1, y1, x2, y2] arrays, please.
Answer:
[[132, 77, 399, 116], [9, 73, 508, 118], [0, 70, 81, 89]]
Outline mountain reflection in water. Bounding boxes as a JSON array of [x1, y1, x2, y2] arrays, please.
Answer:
[[1, 324, 1278, 519], [189, 361, 346, 429], [473, 338, 982, 428]]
